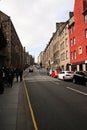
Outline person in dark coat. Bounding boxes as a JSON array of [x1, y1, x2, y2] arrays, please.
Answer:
[[0, 68, 4, 94], [19, 68, 23, 82], [15, 68, 19, 82], [8, 67, 14, 87]]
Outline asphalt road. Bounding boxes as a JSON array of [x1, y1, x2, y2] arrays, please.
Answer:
[[24, 68, 87, 130]]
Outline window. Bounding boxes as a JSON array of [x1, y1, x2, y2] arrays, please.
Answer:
[[61, 52, 65, 61], [70, 39, 73, 46], [83, 1, 87, 12], [60, 42, 64, 51], [71, 51, 76, 60], [73, 50, 76, 59], [70, 27, 73, 34], [65, 38, 68, 47], [84, 14, 87, 23], [71, 52, 73, 60], [86, 46, 87, 55], [66, 50, 68, 59], [60, 71, 65, 74], [70, 25, 75, 33], [73, 37, 76, 45], [78, 46, 82, 54], [85, 29, 87, 38]]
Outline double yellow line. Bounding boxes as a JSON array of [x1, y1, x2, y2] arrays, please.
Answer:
[[23, 79, 38, 130]]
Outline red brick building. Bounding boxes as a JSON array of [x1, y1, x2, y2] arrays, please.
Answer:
[[69, 0, 87, 71]]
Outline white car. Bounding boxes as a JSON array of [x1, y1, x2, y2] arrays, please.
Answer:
[[58, 71, 74, 80]]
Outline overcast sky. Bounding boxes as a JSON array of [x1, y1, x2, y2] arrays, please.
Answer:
[[0, 0, 74, 62]]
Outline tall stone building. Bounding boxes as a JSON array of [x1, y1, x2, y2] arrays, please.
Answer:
[[59, 22, 70, 70], [40, 21, 70, 71], [0, 11, 11, 67], [0, 11, 28, 68]]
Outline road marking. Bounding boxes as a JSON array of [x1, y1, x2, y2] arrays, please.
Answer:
[[67, 87, 87, 96], [23, 79, 38, 130]]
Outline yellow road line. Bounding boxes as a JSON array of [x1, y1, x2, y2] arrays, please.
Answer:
[[23, 79, 38, 130]]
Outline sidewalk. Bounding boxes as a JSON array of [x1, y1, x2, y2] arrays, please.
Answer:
[[0, 77, 34, 130]]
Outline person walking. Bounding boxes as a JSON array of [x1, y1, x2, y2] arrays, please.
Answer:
[[0, 68, 4, 94], [15, 68, 19, 82], [19, 68, 23, 82], [8, 67, 14, 87]]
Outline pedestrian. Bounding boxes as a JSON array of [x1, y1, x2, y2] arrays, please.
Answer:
[[2, 66, 8, 85], [0, 68, 4, 94], [8, 67, 14, 87], [15, 68, 19, 82], [2, 66, 5, 80], [19, 68, 23, 82]]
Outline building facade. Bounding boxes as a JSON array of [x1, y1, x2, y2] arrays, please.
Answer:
[[0, 11, 31, 68], [69, 0, 87, 71], [39, 22, 70, 71], [38, 0, 87, 72], [59, 22, 70, 70]]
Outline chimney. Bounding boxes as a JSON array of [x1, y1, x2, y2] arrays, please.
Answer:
[[69, 12, 74, 18]]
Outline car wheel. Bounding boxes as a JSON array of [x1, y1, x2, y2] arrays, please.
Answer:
[[82, 82, 86, 86], [73, 78, 76, 84]]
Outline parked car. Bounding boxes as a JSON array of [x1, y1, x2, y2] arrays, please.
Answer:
[[58, 71, 74, 81], [51, 70, 60, 78], [29, 66, 33, 72], [73, 71, 87, 85]]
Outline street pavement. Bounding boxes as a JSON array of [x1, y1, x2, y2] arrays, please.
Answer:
[[0, 71, 34, 130], [25, 68, 87, 130]]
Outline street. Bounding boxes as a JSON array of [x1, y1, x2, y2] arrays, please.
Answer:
[[24, 67, 87, 130]]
